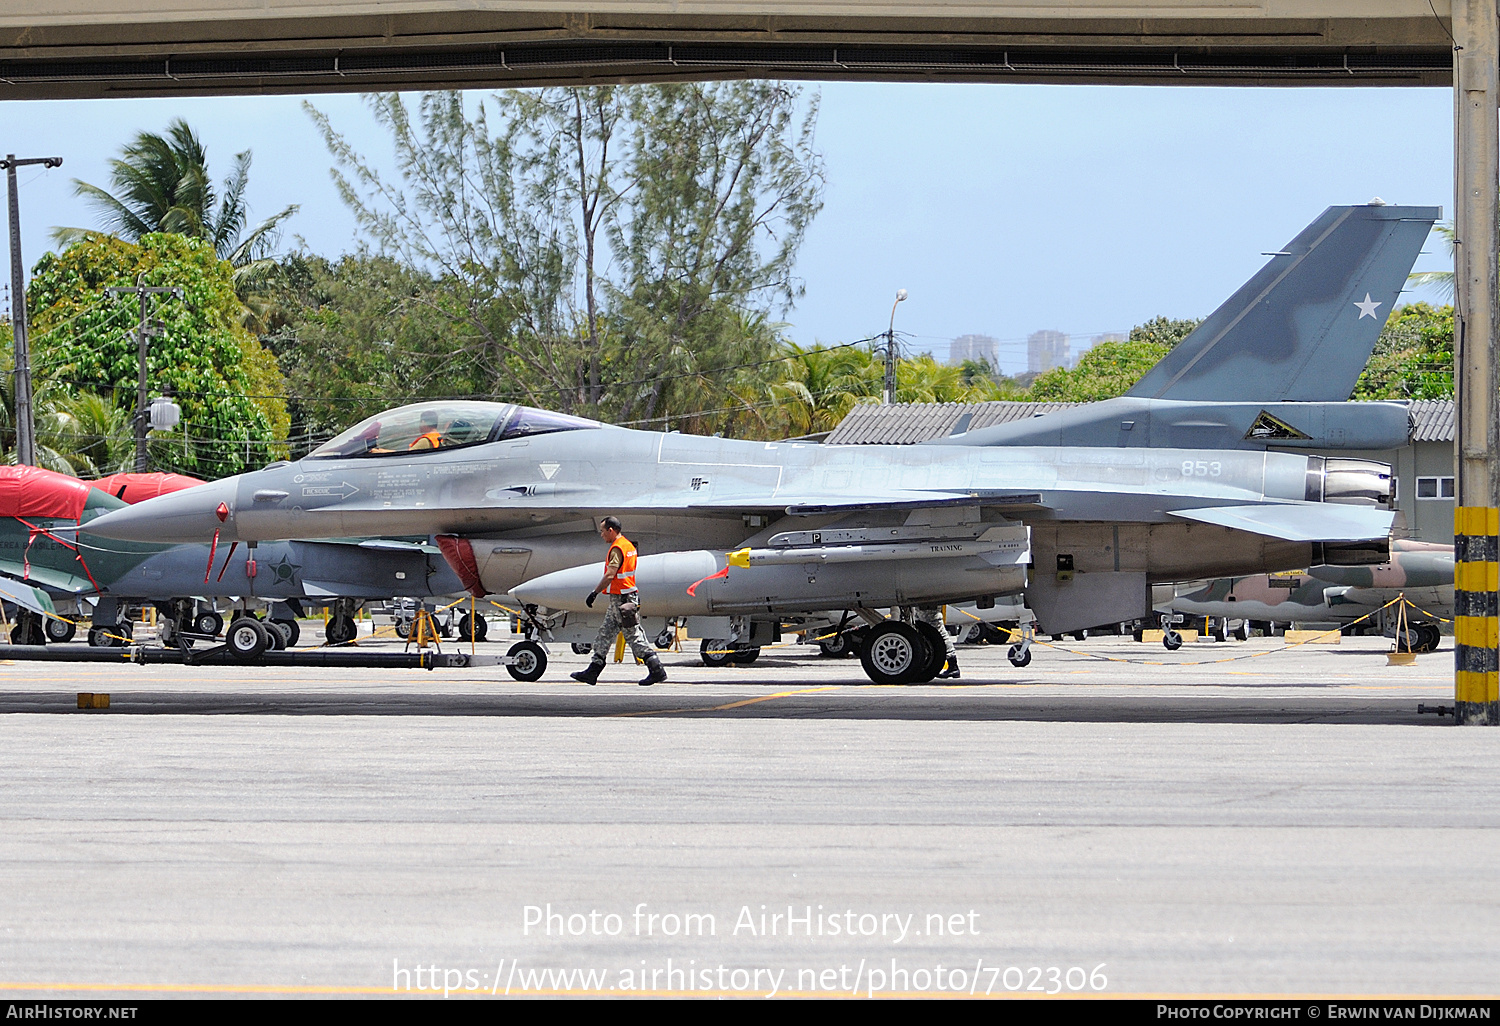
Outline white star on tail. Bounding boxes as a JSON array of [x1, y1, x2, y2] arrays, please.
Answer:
[[1353, 293, 1383, 319]]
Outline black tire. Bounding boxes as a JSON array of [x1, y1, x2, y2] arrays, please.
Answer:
[[1162, 630, 1183, 651], [859, 622, 929, 685], [1132, 628, 1144, 643], [1212, 618, 1228, 643], [10, 614, 43, 646], [1421, 623, 1443, 653], [1007, 643, 1032, 668], [458, 613, 489, 643], [912, 621, 949, 683], [506, 640, 547, 682], [571, 642, 594, 656], [819, 631, 855, 658], [227, 618, 269, 661], [654, 629, 674, 650], [1071, 630, 1088, 642], [45, 618, 76, 643], [271, 618, 300, 648], [325, 615, 358, 645], [195, 611, 224, 637], [1234, 619, 1251, 642], [394, 618, 412, 640], [729, 645, 760, 665], [700, 639, 735, 667], [87, 625, 114, 648]]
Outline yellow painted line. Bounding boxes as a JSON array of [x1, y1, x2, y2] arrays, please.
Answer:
[[609, 686, 842, 717]]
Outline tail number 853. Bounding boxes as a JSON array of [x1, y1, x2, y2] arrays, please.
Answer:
[[1181, 460, 1222, 477]]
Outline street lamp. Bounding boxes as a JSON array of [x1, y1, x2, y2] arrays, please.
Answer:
[[883, 288, 907, 405]]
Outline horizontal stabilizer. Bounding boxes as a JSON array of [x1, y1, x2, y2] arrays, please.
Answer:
[[1169, 503, 1394, 542], [1127, 203, 1441, 402]]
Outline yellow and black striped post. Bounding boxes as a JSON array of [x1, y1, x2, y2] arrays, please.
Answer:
[[1454, 507, 1499, 725]]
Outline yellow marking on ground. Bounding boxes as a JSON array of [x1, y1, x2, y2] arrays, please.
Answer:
[[609, 685, 842, 717]]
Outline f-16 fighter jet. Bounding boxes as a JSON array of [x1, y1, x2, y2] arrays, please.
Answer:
[[84, 396, 1398, 683], [0, 465, 467, 658]]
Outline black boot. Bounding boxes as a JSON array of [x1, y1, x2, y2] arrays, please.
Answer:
[[571, 657, 605, 685], [937, 655, 961, 679], [638, 655, 668, 686]]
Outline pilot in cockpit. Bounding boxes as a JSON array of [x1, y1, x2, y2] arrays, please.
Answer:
[[408, 410, 444, 450]]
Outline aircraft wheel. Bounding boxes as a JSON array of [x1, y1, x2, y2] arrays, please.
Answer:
[[325, 615, 358, 645], [729, 645, 760, 665], [457, 613, 489, 643], [87, 625, 113, 648], [1007, 644, 1032, 668], [819, 632, 855, 658], [1162, 630, 1184, 651], [45, 618, 76, 643], [1420, 624, 1443, 653], [653, 628, 675, 650], [394, 618, 412, 640], [195, 611, 224, 637], [270, 618, 300, 648], [859, 622, 928, 685], [700, 639, 735, 668], [227, 618, 269, 661], [571, 642, 594, 656], [265, 622, 287, 650], [10, 613, 44, 646], [1212, 618, 1228, 643], [506, 640, 547, 682], [1071, 629, 1088, 642], [1234, 619, 1251, 642], [912, 621, 949, 683]]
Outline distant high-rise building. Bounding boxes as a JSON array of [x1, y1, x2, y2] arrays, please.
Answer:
[[1070, 331, 1125, 367], [949, 333, 999, 368], [1027, 329, 1069, 374]]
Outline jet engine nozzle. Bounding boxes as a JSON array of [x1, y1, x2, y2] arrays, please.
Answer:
[[1305, 456, 1395, 508]]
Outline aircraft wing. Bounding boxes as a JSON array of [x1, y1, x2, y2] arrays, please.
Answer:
[[0, 576, 59, 617], [1168, 503, 1394, 542], [687, 491, 1047, 515]]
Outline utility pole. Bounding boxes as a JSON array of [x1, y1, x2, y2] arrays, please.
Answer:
[[1452, 0, 1500, 726], [883, 288, 907, 405], [106, 277, 184, 473], [1, 154, 62, 466]]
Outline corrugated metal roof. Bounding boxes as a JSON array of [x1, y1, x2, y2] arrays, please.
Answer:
[[1409, 398, 1453, 443], [824, 401, 1082, 445], [824, 398, 1455, 445]]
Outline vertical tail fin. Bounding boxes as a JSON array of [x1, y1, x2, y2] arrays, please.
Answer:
[[1126, 203, 1441, 402]]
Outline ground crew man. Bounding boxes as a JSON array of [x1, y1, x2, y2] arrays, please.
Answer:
[[914, 605, 960, 679], [570, 516, 668, 687], [408, 410, 444, 450]]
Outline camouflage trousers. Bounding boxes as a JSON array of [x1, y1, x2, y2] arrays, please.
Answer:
[[591, 592, 654, 662], [913, 606, 957, 660]]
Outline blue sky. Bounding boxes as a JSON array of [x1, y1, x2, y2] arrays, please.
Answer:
[[0, 81, 1453, 375]]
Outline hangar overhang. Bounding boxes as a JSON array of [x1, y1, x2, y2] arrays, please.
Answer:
[[0, 2, 1456, 99]]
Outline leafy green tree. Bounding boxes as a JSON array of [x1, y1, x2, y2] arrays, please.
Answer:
[[55, 119, 297, 266], [1027, 340, 1172, 402], [24, 233, 288, 477], [1352, 303, 1454, 400], [307, 85, 823, 428], [1128, 316, 1202, 348]]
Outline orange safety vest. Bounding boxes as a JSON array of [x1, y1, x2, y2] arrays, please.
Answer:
[[408, 430, 442, 450], [606, 536, 638, 594]]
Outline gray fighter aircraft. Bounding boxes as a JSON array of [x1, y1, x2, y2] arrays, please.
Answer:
[[84, 394, 1398, 683]]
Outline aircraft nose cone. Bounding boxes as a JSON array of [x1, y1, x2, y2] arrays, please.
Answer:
[[83, 477, 241, 543]]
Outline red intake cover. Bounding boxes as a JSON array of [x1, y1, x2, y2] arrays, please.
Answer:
[[436, 535, 485, 597]]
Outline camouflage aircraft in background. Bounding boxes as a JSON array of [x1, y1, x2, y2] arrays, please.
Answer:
[[0, 465, 468, 657], [1168, 539, 1453, 652]]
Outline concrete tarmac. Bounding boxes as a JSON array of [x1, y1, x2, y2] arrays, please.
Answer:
[[0, 632, 1493, 999]]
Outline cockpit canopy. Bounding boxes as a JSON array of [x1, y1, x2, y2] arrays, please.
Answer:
[[308, 401, 600, 460]]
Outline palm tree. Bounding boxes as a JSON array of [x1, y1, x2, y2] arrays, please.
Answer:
[[1407, 222, 1456, 301], [55, 119, 297, 264]]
